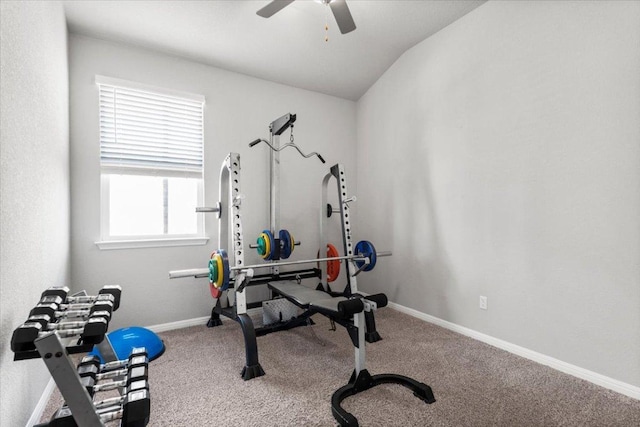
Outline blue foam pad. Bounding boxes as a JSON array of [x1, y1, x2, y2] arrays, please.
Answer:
[[89, 326, 165, 363]]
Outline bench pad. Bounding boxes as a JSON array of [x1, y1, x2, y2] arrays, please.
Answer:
[[268, 281, 346, 315]]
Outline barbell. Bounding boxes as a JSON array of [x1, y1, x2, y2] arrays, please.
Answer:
[[169, 240, 390, 292]]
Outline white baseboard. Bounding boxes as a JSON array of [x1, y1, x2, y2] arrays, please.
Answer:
[[147, 315, 211, 333], [147, 308, 263, 333], [386, 300, 640, 400], [26, 378, 55, 427]]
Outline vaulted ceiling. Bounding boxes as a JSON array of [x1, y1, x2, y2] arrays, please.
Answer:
[[63, 0, 485, 100]]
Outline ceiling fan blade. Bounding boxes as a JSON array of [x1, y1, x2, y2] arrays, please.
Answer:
[[329, 0, 356, 34], [257, 0, 295, 18]]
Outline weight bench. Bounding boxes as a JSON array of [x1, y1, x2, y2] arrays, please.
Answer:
[[269, 281, 344, 312], [268, 281, 435, 427], [268, 281, 370, 323]]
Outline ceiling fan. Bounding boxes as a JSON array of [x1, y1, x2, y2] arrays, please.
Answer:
[[257, 0, 356, 35]]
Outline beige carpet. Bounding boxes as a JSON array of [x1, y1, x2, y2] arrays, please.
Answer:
[[41, 308, 640, 426]]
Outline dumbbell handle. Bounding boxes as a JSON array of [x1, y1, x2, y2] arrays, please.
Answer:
[[38, 310, 110, 323], [31, 302, 112, 319], [51, 309, 108, 319], [91, 364, 148, 392], [98, 408, 124, 423], [45, 319, 93, 331], [101, 360, 126, 371], [97, 392, 150, 425], [93, 373, 146, 393], [95, 368, 128, 381], [31, 301, 112, 320], [100, 359, 137, 372], [94, 396, 125, 411], [41, 293, 114, 307], [60, 302, 103, 310], [93, 379, 127, 392], [169, 251, 392, 279], [29, 316, 106, 336], [88, 355, 146, 380], [40, 286, 121, 312], [43, 328, 84, 338], [65, 295, 109, 304]]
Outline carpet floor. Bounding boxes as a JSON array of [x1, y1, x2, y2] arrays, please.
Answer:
[[41, 308, 640, 426]]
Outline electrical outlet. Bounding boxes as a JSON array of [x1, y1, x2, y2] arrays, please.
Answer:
[[479, 296, 488, 310]]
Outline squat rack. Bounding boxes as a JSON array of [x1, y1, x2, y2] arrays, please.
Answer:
[[170, 113, 435, 425]]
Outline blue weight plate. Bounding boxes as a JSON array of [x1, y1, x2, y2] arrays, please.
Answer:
[[279, 229, 293, 260], [354, 240, 377, 272]]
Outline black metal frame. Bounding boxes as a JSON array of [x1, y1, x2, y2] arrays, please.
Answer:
[[13, 342, 94, 361], [236, 314, 265, 380], [331, 369, 436, 427], [207, 268, 324, 380], [205, 263, 385, 379]]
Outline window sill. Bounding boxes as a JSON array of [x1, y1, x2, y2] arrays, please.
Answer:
[[95, 237, 209, 250]]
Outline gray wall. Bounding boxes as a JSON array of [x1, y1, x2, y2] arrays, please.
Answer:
[[69, 34, 357, 329], [0, 1, 70, 426], [356, 0, 640, 387]]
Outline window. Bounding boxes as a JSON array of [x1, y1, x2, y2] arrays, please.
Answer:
[[95, 76, 207, 249]]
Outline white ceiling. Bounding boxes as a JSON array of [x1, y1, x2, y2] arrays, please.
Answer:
[[63, 0, 486, 101]]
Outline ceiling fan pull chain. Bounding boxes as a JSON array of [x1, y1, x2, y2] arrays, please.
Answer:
[[325, 2, 329, 42], [290, 125, 295, 144]]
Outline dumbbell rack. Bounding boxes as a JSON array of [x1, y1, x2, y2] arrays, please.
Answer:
[[35, 333, 113, 426], [11, 288, 150, 427]]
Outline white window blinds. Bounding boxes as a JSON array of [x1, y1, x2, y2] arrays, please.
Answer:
[[97, 76, 205, 177]]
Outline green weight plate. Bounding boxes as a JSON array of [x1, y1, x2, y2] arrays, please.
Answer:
[[257, 235, 267, 256], [208, 258, 217, 284]]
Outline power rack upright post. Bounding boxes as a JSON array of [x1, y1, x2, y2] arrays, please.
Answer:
[[192, 113, 324, 379]]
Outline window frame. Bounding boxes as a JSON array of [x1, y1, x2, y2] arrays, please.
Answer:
[[94, 76, 208, 250]]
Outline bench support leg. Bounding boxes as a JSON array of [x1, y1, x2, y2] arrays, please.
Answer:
[[236, 313, 265, 380], [207, 306, 223, 327], [207, 298, 224, 327], [364, 310, 381, 343]]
